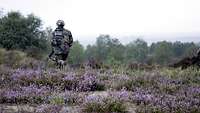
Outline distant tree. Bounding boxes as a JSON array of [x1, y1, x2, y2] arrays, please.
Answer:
[[95, 34, 111, 61], [152, 41, 173, 65], [68, 41, 85, 65], [172, 41, 184, 58], [183, 42, 199, 57], [106, 38, 125, 65], [85, 44, 98, 60], [134, 39, 148, 63], [125, 39, 148, 63], [43, 26, 53, 52], [0, 11, 48, 52]]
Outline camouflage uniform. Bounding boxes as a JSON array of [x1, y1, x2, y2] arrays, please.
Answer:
[[49, 20, 73, 61], [197, 48, 200, 59]]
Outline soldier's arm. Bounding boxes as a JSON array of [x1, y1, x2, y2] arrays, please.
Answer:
[[64, 29, 73, 47], [51, 31, 56, 46], [68, 31, 73, 47]]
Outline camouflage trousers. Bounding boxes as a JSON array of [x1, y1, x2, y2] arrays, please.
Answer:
[[49, 44, 70, 61]]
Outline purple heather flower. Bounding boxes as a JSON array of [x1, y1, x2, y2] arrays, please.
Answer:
[[20, 85, 50, 97], [36, 104, 62, 113], [11, 69, 42, 80], [63, 74, 76, 81], [84, 94, 104, 104], [110, 90, 130, 101], [77, 72, 100, 91], [4, 90, 20, 99]]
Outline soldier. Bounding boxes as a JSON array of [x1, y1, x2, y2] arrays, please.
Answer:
[[49, 20, 73, 62]]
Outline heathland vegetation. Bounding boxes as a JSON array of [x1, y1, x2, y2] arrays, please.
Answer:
[[0, 11, 200, 113]]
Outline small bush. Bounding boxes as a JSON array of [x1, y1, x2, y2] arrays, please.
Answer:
[[77, 72, 105, 91], [49, 96, 65, 105], [4, 50, 26, 68], [25, 46, 46, 60], [83, 95, 127, 113], [18, 57, 42, 69], [0, 48, 6, 64]]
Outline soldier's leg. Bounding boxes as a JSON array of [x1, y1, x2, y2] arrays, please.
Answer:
[[48, 47, 54, 59], [53, 54, 62, 69], [61, 44, 69, 60], [43, 48, 54, 70], [62, 52, 69, 61]]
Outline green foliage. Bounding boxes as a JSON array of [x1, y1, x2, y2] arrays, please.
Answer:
[[85, 35, 125, 65], [0, 48, 44, 69], [68, 41, 85, 65], [83, 97, 127, 113], [25, 46, 45, 60], [83, 35, 199, 66], [50, 96, 65, 105], [183, 42, 199, 57], [3, 50, 27, 68], [1, 10, 199, 65], [125, 39, 148, 63], [85, 44, 97, 59], [172, 41, 185, 57], [95, 35, 111, 61], [151, 41, 173, 65], [0, 11, 48, 58], [106, 38, 125, 65], [0, 48, 6, 64]]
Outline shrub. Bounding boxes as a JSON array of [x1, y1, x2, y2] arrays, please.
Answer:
[[49, 96, 65, 105], [25, 46, 46, 60], [83, 95, 127, 113], [18, 57, 43, 69], [77, 72, 105, 91], [4, 50, 26, 68], [1, 85, 50, 104], [0, 48, 6, 64]]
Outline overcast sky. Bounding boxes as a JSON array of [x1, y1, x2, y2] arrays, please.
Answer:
[[0, 0, 200, 45]]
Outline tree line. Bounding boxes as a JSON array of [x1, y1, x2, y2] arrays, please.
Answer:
[[69, 35, 199, 66], [0, 11, 199, 65]]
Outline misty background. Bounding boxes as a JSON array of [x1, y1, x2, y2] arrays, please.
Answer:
[[1, 0, 200, 46], [1, 0, 200, 66]]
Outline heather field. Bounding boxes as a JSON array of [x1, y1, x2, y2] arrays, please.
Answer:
[[0, 61, 200, 113], [1, 4, 200, 113]]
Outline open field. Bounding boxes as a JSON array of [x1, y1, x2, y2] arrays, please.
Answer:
[[0, 64, 200, 113], [1, 2, 200, 113]]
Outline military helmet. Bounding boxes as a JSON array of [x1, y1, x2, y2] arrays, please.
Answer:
[[56, 20, 65, 26]]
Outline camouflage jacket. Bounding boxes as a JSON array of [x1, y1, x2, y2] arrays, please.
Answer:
[[51, 27, 73, 47], [51, 27, 73, 54]]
